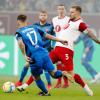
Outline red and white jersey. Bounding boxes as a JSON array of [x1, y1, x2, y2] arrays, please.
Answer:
[[54, 18, 88, 51], [52, 16, 70, 37]]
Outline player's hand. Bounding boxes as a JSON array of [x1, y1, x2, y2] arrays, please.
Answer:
[[60, 40, 68, 45], [25, 55, 31, 62]]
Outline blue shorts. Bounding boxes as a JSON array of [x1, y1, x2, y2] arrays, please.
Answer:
[[30, 52, 55, 77], [82, 46, 94, 61]]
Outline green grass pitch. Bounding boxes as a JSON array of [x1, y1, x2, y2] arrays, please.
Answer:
[[0, 76, 100, 100]]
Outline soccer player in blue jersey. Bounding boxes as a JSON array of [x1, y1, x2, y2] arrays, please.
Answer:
[[15, 14, 68, 96], [15, 11, 55, 90], [34, 10, 55, 89], [75, 33, 100, 83]]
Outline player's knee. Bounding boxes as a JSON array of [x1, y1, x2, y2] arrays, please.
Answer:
[[49, 71, 55, 77], [64, 71, 74, 78], [50, 70, 62, 79]]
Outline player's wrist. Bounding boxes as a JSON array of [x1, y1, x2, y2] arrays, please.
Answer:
[[24, 54, 27, 58], [57, 39, 63, 42]]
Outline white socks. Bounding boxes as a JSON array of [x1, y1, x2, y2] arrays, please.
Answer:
[[84, 84, 93, 96]]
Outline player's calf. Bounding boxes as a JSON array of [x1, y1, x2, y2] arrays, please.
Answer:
[[62, 71, 75, 83]]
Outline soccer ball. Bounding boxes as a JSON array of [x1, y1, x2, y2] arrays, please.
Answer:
[[2, 82, 15, 93]]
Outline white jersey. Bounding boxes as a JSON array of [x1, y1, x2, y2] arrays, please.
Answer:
[[52, 17, 88, 51], [52, 16, 70, 37]]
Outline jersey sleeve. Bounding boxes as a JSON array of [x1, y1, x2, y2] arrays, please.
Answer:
[[15, 32, 22, 41], [51, 24, 55, 35], [50, 24, 56, 48], [79, 22, 88, 32], [37, 28, 46, 37]]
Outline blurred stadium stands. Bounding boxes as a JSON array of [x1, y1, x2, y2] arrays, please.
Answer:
[[0, 0, 100, 37], [0, 0, 100, 13]]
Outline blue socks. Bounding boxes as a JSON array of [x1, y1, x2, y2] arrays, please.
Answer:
[[35, 79, 48, 93], [44, 71, 51, 85], [19, 66, 28, 82], [53, 70, 62, 79]]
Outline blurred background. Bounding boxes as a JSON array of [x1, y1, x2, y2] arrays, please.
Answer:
[[0, 0, 100, 80]]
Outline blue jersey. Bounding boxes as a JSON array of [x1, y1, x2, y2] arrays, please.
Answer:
[[34, 22, 55, 51], [75, 34, 94, 48], [15, 25, 55, 75], [15, 25, 48, 57]]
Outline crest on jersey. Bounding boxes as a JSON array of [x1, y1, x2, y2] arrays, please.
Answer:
[[55, 25, 61, 32]]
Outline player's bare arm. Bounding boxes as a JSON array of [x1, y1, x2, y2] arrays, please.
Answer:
[[18, 39, 30, 62], [45, 33, 68, 45], [18, 39, 26, 56], [84, 28, 100, 44]]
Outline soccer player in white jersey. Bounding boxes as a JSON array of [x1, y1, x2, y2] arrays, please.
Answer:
[[53, 4, 70, 88], [50, 5, 100, 96]]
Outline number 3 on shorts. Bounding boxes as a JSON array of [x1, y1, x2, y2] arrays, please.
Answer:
[[65, 54, 69, 60]]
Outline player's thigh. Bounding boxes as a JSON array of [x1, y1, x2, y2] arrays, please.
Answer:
[[30, 64, 43, 77], [60, 49, 74, 72], [31, 54, 44, 68], [67, 70, 74, 77], [43, 54, 55, 72], [56, 61, 64, 70], [49, 49, 59, 63]]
